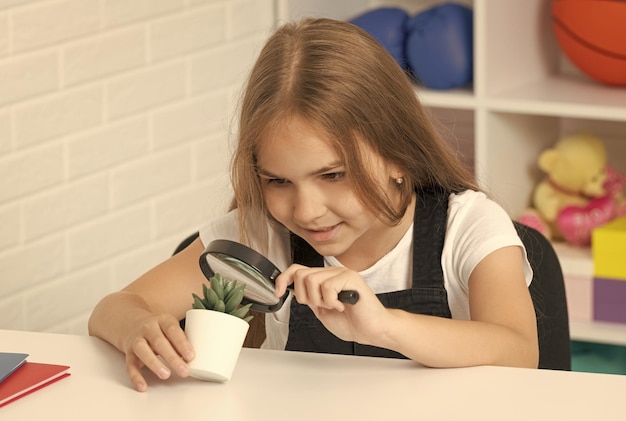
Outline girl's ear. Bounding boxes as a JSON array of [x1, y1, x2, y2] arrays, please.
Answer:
[[388, 166, 405, 186], [388, 164, 404, 180]]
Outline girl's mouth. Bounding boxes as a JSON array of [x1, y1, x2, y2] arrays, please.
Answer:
[[303, 223, 342, 243]]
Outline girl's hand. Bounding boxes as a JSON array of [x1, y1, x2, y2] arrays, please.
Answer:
[[122, 313, 195, 392], [275, 264, 390, 345]]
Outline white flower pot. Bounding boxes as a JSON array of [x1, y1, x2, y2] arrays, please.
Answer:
[[185, 309, 250, 382]]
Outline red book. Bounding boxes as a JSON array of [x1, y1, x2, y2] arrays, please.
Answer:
[[0, 362, 70, 407]]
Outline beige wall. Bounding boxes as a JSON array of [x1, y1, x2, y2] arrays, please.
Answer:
[[0, 0, 275, 334]]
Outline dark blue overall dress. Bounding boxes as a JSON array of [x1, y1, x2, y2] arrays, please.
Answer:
[[285, 188, 453, 358]]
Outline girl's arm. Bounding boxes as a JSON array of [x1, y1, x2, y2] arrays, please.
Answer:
[[382, 246, 538, 368], [88, 238, 207, 391], [276, 245, 539, 368]]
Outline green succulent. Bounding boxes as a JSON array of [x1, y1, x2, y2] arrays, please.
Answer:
[[192, 273, 253, 323]]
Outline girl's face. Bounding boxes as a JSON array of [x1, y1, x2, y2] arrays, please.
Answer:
[[256, 118, 411, 269]]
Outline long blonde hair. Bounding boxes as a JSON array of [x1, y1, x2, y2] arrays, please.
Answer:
[[231, 18, 478, 246]]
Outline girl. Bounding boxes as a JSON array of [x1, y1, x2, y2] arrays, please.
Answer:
[[89, 18, 538, 392]]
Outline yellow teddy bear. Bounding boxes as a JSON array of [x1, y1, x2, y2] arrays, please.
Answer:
[[519, 134, 625, 246]]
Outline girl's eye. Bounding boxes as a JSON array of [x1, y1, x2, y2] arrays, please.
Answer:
[[265, 178, 289, 186], [322, 172, 345, 181]]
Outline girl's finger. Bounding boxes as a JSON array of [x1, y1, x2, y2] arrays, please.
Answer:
[[160, 317, 195, 374], [274, 263, 306, 297], [130, 337, 172, 381], [125, 351, 148, 392], [291, 266, 348, 309]]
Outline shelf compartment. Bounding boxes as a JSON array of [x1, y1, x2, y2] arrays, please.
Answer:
[[479, 112, 626, 219]]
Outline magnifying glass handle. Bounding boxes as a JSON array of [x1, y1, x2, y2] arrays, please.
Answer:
[[338, 290, 359, 305]]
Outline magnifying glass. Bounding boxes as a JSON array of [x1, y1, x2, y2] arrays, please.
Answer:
[[199, 239, 359, 313]]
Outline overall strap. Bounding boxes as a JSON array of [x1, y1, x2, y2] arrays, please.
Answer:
[[411, 186, 449, 289], [290, 233, 322, 267]]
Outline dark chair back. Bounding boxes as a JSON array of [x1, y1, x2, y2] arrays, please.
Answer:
[[173, 232, 199, 255], [514, 222, 571, 370]]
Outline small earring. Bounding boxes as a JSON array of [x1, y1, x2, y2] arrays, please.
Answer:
[[395, 177, 404, 185]]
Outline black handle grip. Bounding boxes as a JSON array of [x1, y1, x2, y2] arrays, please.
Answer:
[[338, 290, 359, 305]]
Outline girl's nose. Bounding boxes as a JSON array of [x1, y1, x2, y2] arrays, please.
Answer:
[[292, 186, 326, 224]]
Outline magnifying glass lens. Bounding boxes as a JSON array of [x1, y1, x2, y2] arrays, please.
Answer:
[[203, 254, 279, 306]]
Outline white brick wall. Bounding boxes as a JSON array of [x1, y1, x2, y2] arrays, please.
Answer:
[[0, 0, 275, 334]]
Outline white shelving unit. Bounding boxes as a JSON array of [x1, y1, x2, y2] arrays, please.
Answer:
[[275, 0, 626, 346]]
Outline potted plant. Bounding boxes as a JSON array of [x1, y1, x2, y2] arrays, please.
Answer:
[[185, 273, 253, 382]]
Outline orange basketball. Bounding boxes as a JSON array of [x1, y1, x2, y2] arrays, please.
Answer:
[[552, 0, 626, 86]]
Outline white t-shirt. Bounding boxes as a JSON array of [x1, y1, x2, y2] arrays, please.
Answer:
[[198, 190, 533, 351]]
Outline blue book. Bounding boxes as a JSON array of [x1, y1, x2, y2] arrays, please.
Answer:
[[0, 352, 28, 383]]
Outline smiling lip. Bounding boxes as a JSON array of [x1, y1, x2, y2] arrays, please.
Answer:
[[302, 223, 342, 243]]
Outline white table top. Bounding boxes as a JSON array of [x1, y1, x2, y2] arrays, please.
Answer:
[[2, 328, 626, 420]]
